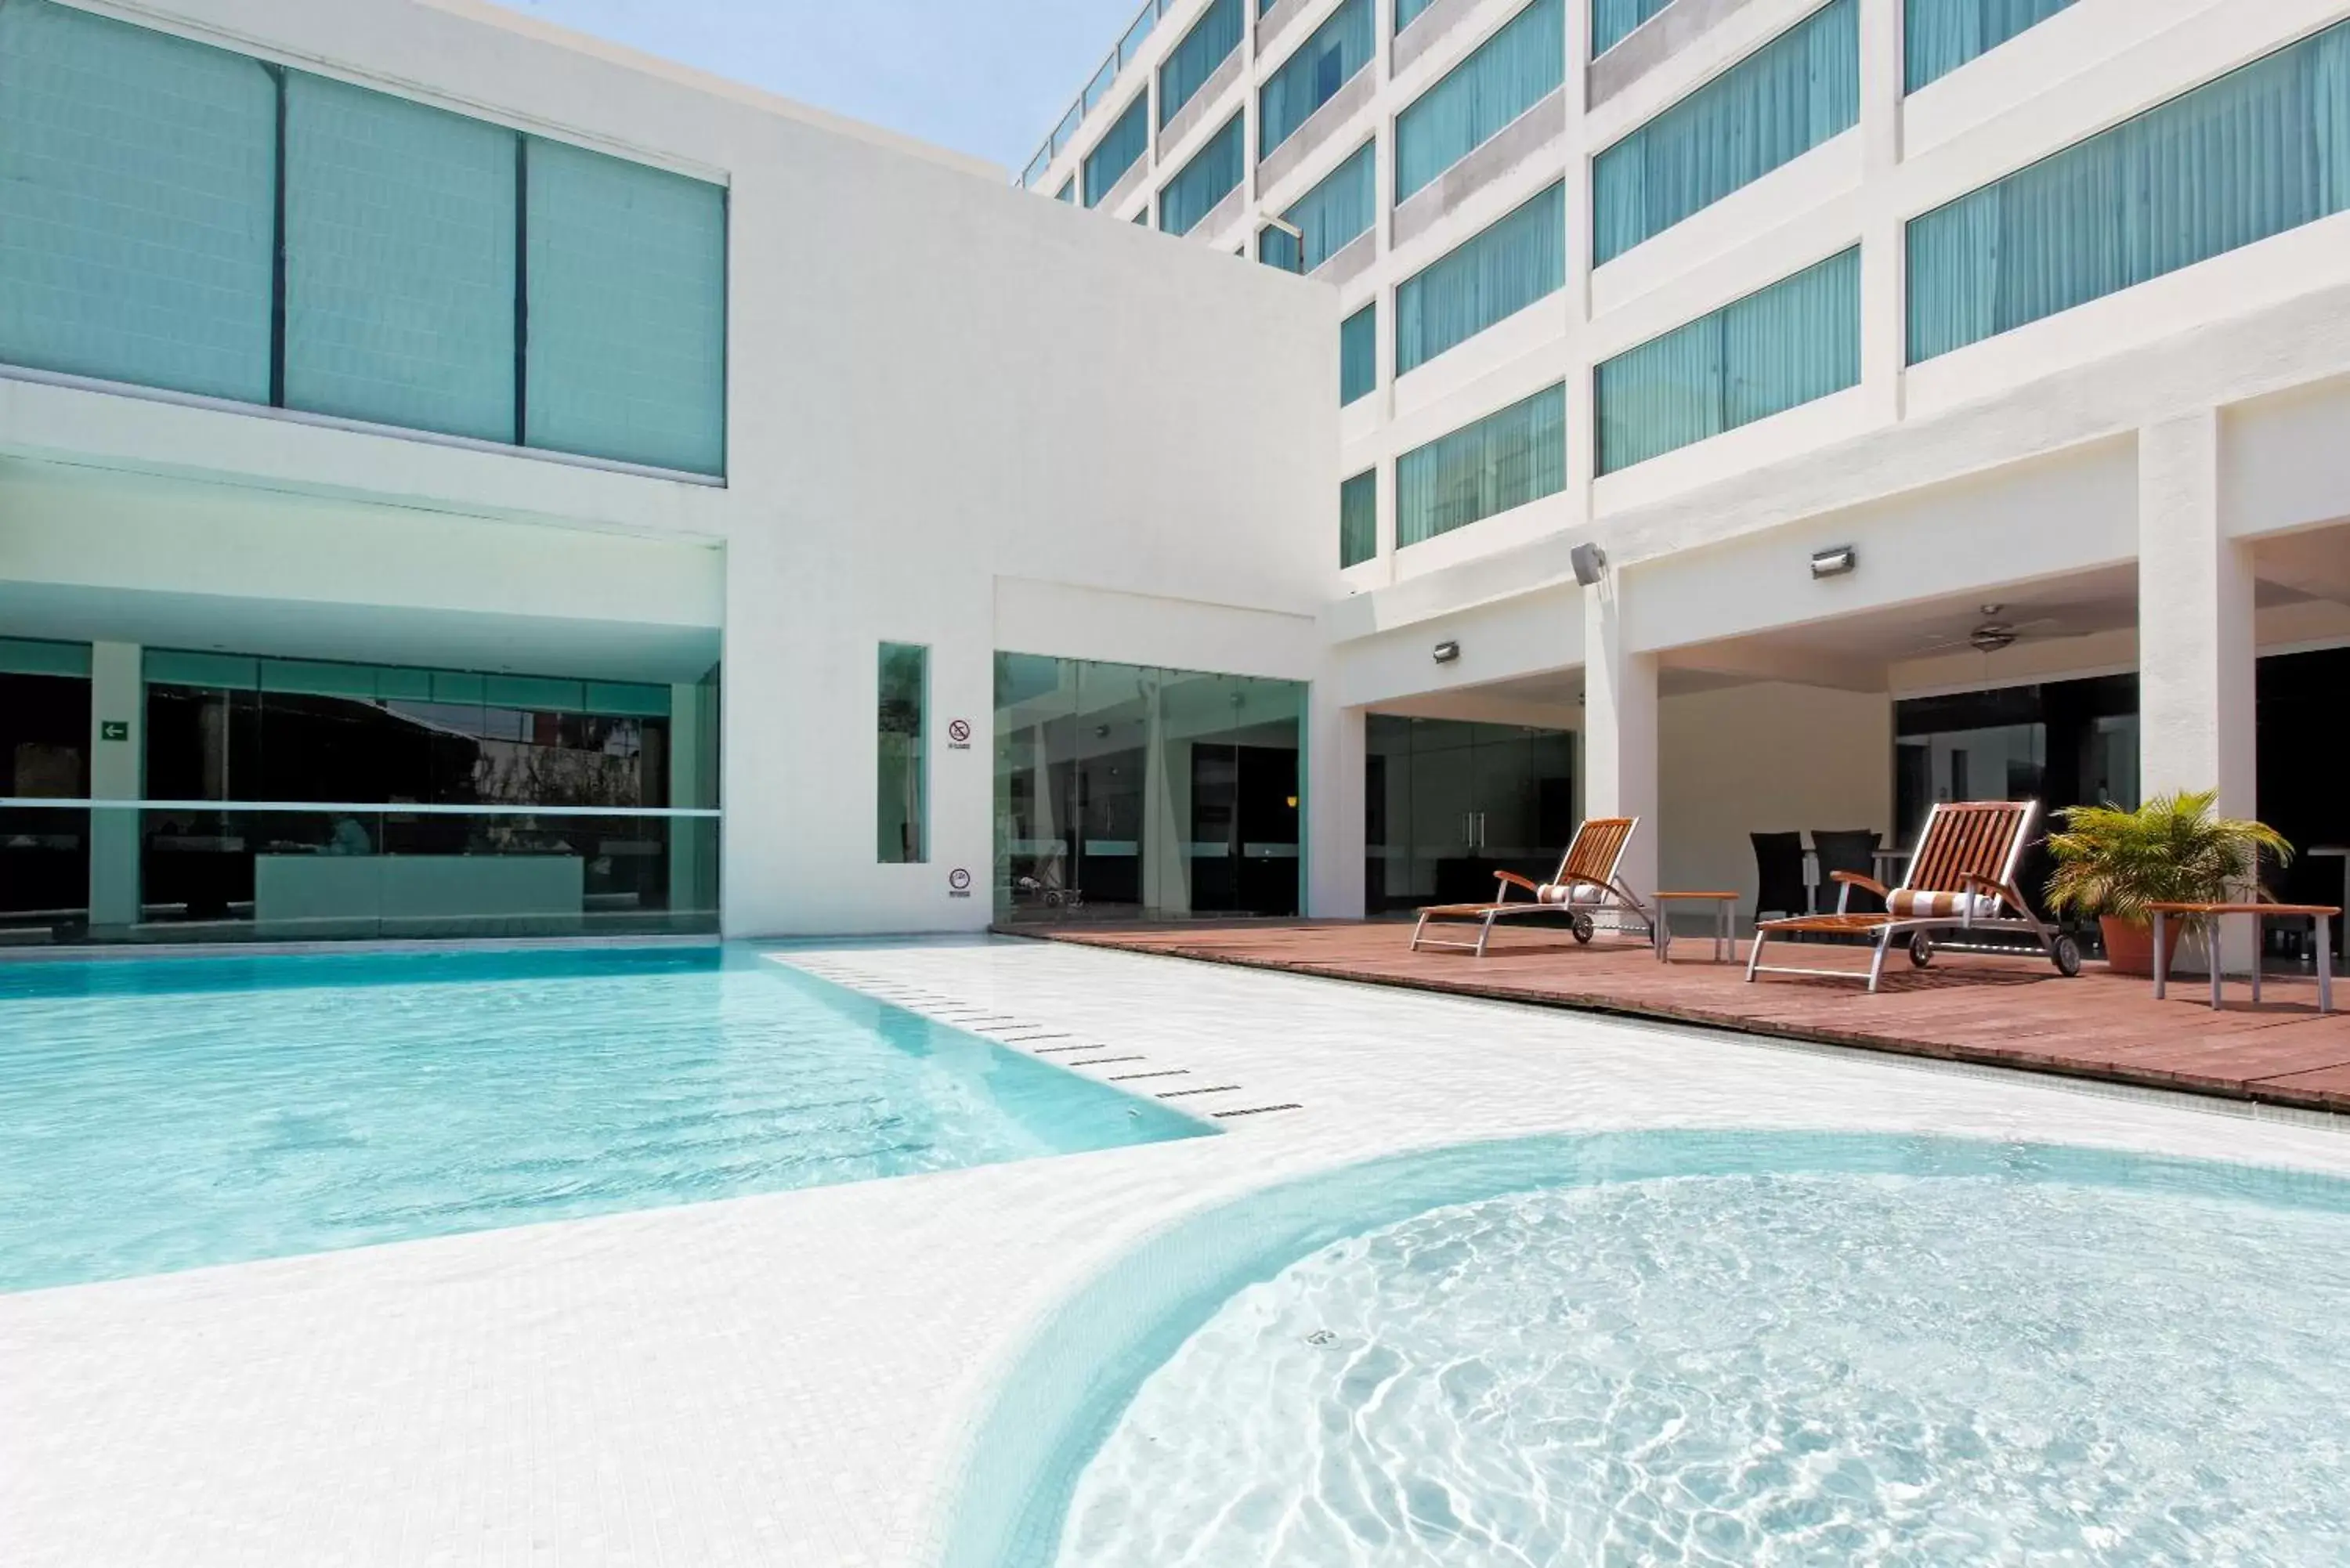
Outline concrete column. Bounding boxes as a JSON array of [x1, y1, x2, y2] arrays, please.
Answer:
[[2138, 410, 2258, 971], [1305, 695, 1365, 918], [667, 680, 710, 923], [86, 640, 143, 932], [1582, 576, 1660, 909], [1858, 0, 1907, 425]]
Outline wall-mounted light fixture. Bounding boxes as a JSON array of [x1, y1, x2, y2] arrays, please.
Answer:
[[1570, 542, 1607, 587], [1433, 640, 1461, 665], [1810, 544, 1858, 580], [1258, 216, 1304, 273]]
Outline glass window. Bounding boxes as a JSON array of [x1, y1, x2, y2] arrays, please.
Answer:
[[1340, 468, 1377, 567], [1161, 0, 1242, 128], [0, 642, 92, 933], [1257, 222, 1303, 272], [1909, 19, 2350, 362], [283, 73, 518, 443], [1084, 94, 1150, 208], [1596, 247, 1860, 473], [1119, 0, 1161, 68], [1340, 302, 1376, 404], [1395, 0, 1565, 204], [1260, 0, 1373, 160], [0, 0, 274, 403], [1083, 55, 1117, 116], [877, 643, 927, 865], [524, 138, 727, 476], [1395, 180, 1565, 375], [993, 654, 1306, 921], [1397, 382, 1566, 547], [1907, 0, 2077, 92], [1396, 0, 1441, 35], [1056, 177, 1076, 203], [1285, 140, 1376, 273], [1159, 114, 1246, 235], [1593, 0, 1674, 57], [1593, 0, 1859, 266], [1365, 716, 1576, 914]]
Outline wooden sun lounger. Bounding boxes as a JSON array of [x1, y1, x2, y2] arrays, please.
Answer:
[[1746, 800, 2082, 993], [1410, 816, 1656, 958]]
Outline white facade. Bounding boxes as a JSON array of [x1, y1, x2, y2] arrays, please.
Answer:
[[4, 0, 2349, 942], [1028, 0, 2350, 927]]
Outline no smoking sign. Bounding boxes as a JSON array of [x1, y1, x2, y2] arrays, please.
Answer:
[[945, 718, 972, 750]]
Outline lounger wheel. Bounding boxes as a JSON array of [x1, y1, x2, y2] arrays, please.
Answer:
[[1908, 934, 1934, 968], [1571, 913, 1596, 945], [2051, 933, 2083, 977]]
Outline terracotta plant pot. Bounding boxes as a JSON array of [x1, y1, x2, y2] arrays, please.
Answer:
[[2099, 914, 2186, 977]]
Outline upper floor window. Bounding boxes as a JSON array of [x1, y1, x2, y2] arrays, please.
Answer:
[[1397, 383, 1567, 547], [1592, 0, 1858, 266], [1260, 141, 1376, 273], [1160, 114, 1246, 235], [1260, 0, 1374, 160], [1340, 469, 1377, 568], [1908, 19, 2350, 362], [1084, 95, 1150, 207], [1340, 302, 1376, 405], [1161, 0, 1244, 128], [1596, 247, 1859, 473], [1395, 181, 1566, 376], [1593, 0, 1673, 58], [0, 0, 725, 476], [1396, 0, 1441, 35], [1396, 0, 1565, 204], [1905, 0, 2076, 92]]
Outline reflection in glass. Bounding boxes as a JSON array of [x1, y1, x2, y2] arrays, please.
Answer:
[[1365, 716, 1576, 915], [1, 643, 95, 932], [994, 655, 1306, 922], [877, 643, 927, 864]]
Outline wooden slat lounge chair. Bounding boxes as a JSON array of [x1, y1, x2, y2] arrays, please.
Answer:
[[1746, 800, 2082, 992], [1410, 816, 1655, 958]]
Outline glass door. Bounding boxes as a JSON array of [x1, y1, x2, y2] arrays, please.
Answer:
[[1366, 717, 1575, 914]]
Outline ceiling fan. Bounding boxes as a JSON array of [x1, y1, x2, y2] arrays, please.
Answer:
[[1907, 604, 2063, 658]]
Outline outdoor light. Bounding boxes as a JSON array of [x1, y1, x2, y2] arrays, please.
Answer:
[[1810, 544, 1858, 579], [1433, 640, 1461, 664], [1570, 542, 1607, 587], [1260, 216, 1304, 273]]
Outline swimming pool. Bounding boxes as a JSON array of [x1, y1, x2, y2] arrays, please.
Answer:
[[0, 945, 1209, 1292], [948, 1131, 2350, 1567]]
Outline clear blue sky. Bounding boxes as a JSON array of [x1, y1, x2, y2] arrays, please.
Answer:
[[491, 0, 1150, 172]]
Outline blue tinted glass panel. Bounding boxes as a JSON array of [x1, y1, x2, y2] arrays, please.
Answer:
[[1260, 0, 1373, 158], [1909, 20, 2350, 361], [1340, 469, 1377, 568], [1395, 181, 1564, 375], [1084, 96, 1149, 207], [1119, 2, 1160, 68], [1160, 114, 1245, 235], [1340, 302, 1375, 404], [1397, 0, 1441, 34], [1284, 141, 1376, 270], [1906, 0, 2077, 92], [1257, 224, 1303, 271], [524, 138, 727, 476], [1395, 0, 1565, 202], [283, 74, 516, 442], [1593, 0, 1673, 56], [1397, 383, 1566, 546], [1596, 247, 1858, 473], [0, 0, 273, 402], [1161, 0, 1243, 127], [1593, 0, 1859, 265]]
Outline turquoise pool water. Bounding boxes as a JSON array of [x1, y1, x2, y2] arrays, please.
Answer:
[[0, 945, 1209, 1292], [948, 1132, 2350, 1568]]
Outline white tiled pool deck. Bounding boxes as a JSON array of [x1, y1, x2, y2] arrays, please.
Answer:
[[8, 934, 2350, 1566]]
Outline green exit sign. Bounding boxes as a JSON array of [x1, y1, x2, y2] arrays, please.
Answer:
[[100, 721, 128, 742]]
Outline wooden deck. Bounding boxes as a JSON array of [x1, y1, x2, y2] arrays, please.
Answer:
[[1010, 919, 2350, 1116]]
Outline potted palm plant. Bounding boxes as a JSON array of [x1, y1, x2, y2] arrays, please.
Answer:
[[2044, 790, 2294, 976]]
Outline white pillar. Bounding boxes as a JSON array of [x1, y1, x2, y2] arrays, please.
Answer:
[[1582, 577, 1660, 909], [2138, 410, 2258, 971], [1858, 0, 1907, 425], [1305, 695, 1365, 918], [86, 640, 143, 932], [1140, 688, 1191, 916]]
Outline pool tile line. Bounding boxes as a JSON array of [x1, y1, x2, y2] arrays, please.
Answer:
[[769, 950, 1307, 1122]]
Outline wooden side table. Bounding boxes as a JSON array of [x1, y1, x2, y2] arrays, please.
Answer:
[[2148, 902, 2337, 1014], [1655, 891, 1739, 963]]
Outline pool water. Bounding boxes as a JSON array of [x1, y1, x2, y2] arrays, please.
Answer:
[[0, 945, 1209, 1292], [1060, 1169, 2350, 1566]]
